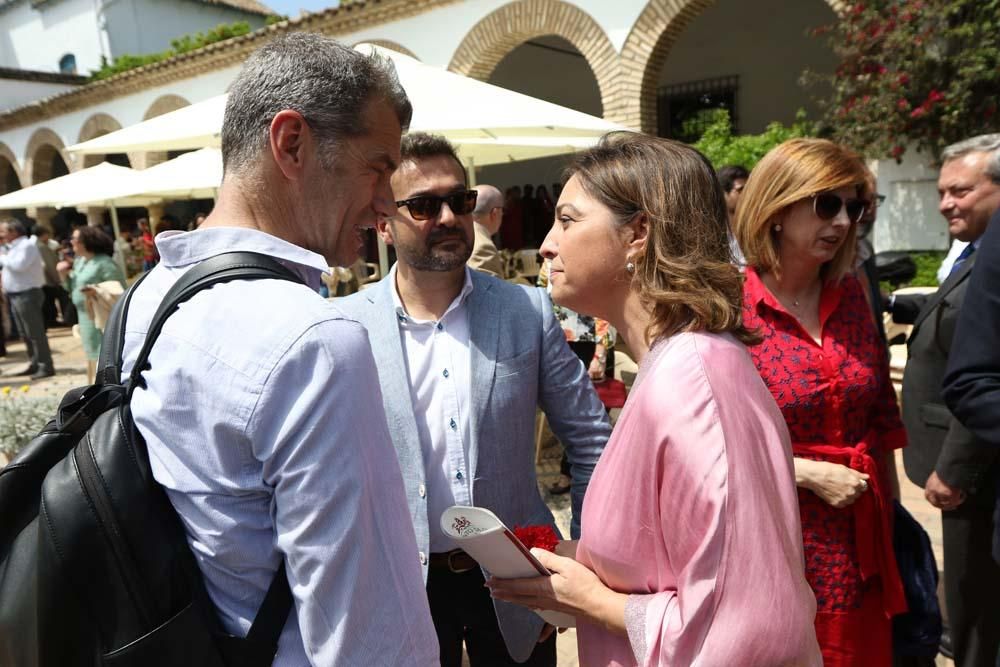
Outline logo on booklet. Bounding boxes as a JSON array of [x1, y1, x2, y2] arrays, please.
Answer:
[[451, 516, 482, 537]]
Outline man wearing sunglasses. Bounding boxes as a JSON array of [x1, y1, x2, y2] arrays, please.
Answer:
[[337, 132, 610, 667], [889, 133, 1000, 667]]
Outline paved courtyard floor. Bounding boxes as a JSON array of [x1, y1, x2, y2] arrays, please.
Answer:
[[0, 331, 953, 665]]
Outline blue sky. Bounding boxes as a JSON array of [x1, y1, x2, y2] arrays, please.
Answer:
[[263, 0, 339, 17]]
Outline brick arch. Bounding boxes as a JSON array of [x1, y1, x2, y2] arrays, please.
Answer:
[[0, 142, 24, 195], [77, 113, 131, 168], [24, 128, 72, 185], [448, 0, 617, 118], [617, 0, 848, 133], [143, 93, 190, 121], [352, 39, 419, 59]]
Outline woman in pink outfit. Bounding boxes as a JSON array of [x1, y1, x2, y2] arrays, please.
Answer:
[[488, 133, 822, 666]]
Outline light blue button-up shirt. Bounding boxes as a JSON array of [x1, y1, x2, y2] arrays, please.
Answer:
[[122, 227, 439, 666]]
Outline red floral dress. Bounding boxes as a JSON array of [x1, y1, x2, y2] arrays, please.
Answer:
[[742, 267, 907, 667]]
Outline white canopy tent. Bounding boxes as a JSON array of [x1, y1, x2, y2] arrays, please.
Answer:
[[55, 148, 223, 259], [68, 95, 228, 156], [0, 163, 142, 211], [60, 148, 223, 209], [64, 45, 628, 274], [66, 45, 626, 173]]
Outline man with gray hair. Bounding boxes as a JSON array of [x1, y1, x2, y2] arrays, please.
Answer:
[[889, 132, 1000, 667], [120, 33, 438, 665], [468, 184, 504, 278], [0, 219, 55, 379]]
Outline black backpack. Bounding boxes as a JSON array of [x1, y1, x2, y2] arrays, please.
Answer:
[[0, 252, 300, 667]]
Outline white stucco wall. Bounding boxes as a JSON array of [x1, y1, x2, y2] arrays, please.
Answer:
[[657, 0, 838, 133], [0, 0, 104, 73], [341, 0, 650, 67], [103, 0, 269, 60], [0, 78, 82, 112], [871, 151, 947, 252], [0, 65, 239, 169]]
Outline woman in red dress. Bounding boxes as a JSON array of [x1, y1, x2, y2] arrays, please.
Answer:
[[734, 138, 907, 666]]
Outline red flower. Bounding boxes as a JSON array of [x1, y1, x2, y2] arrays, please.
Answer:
[[898, 73, 910, 85], [513, 525, 560, 552], [897, 98, 911, 111], [910, 106, 927, 119], [891, 145, 905, 159], [927, 89, 945, 103]]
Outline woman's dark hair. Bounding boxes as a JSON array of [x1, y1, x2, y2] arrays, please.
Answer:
[[75, 226, 115, 256]]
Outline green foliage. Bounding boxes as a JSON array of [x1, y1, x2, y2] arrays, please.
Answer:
[[909, 250, 946, 286], [90, 21, 255, 81], [0, 388, 60, 460], [807, 0, 1000, 160], [878, 250, 946, 293], [265, 14, 289, 25], [690, 109, 816, 170]]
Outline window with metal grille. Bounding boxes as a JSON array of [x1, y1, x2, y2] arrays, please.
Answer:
[[657, 75, 738, 142]]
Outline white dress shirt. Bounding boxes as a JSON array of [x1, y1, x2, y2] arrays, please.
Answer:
[[0, 235, 46, 292], [122, 228, 438, 666], [390, 265, 475, 553]]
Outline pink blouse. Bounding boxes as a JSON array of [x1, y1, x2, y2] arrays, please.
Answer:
[[575, 332, 822, 666]]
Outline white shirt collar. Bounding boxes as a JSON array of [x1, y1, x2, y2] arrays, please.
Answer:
[[155, 227, 331, 290], [389, 264, 475, 324]]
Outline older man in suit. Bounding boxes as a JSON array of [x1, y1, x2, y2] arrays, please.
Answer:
[[889, 133, 1000, 667], [338, 132, 610, 667], [468, 184, 505, 278]]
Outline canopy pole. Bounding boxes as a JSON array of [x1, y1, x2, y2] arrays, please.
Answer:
[[466, 156, 477, 187], [108, 202, 122, 241], [108, 202, 127, 277]]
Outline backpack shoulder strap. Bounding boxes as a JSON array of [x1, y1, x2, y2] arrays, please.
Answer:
[[96, 271, 151, 386], [125, 251, 303, 393]]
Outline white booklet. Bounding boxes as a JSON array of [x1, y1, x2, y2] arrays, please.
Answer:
[[440, 505, 576, 628]]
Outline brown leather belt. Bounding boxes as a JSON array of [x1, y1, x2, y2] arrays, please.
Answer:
[[429, 549, 478, 573]]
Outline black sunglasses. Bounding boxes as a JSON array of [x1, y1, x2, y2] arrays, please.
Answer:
[[812, 193, 867, 223], [395, 190, 478, 221]]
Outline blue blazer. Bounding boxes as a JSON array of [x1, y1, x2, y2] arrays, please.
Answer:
[[337, 270, 610, 660]]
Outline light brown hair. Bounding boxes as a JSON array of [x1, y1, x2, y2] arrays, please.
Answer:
[[566, 131, 756, 345], [734, 138, 870, 282]]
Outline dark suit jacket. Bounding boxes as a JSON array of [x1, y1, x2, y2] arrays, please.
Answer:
[[894, 249, 999, 502], [943, 211, 1000, 559]]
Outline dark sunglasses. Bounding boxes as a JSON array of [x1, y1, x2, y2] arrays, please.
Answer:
[[812, 193, 867, 223], [396, 190, 478, 221]]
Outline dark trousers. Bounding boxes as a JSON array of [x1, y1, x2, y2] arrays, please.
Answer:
[[426, 563, 556, 667], [8, 288, 54, 374], [558, 342, 598, 477], [41, 284, 72, 326], [943, 487, 1000, 667]]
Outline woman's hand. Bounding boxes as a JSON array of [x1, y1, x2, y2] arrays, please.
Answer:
[[588, 356, 605, 381], [487, 548, 627, 635], [796, 459, 869, 508]]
